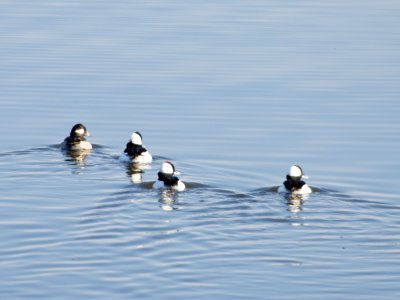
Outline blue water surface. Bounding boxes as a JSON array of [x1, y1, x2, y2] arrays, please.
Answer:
[[1, 1, 400, 299]]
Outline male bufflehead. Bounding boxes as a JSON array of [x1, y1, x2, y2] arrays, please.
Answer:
[[153, 161, 186, 192], [278, 165, 312, 195], [121, 131, 152, 164], [62, 123, 92, 151]]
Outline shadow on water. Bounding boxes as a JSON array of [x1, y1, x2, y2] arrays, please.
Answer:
[[0, 145, 60, 157], [124, 162, 152, 184], [3, 143, 400, 300], [115, 153, 174, 184], [0, 143, 112, 159], [3, 144, 399, 236], [62, 149, 92, 167], [246, 185, 396, 226], [249, 185, 316, 214], [2, 145, 393, 216], [0, 144, 127, 179]]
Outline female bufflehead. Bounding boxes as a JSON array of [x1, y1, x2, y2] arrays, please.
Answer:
[[62, 123, 92, 151], [153, 161, 186, 192], [278, 165, 312, 195], [121, 131, 152, 164]]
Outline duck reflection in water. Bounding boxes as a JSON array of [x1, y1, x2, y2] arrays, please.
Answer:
[[63, 148, 91, 167], [285, 192, 309, 214], [158, 189, 180, 211], [126, 162, 151, 184]]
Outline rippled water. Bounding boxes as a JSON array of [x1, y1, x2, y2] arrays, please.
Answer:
[[1, 1, 400, 299]]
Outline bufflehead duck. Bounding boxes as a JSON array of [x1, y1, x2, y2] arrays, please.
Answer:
[[153, 161, 186, 192], [121, 131, 152, 164], [278, 165, 312, 195], [62, 123, 92, 151]]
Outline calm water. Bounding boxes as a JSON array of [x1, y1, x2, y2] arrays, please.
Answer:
[[1, 1, 400, 299]]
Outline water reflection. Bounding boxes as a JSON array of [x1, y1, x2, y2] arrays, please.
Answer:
[[158, 189, 180, 211], [125, 162, 151, 183], [285, 193, 306, 214], [62, 149, 91, 173], [1, 0, 399, 297]]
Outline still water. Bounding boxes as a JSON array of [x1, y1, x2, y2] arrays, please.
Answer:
[[1, 0, 400, 299]]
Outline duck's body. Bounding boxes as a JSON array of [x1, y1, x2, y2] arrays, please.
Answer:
[[62, 124, 92, 151], [153, 161, 186, 192], [278, 165, 312, 195], [121, 132, 152, 164], [278, 179, 312, 195], [153, 179, 186, 191]]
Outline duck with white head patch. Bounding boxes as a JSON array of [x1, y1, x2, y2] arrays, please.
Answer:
[[62, 123, 92, 151], [121, 131, 152, 164], [153, 161, 186, 192], [278, 165, 312, 195]]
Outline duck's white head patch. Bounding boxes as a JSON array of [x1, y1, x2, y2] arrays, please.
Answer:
[[160, 161, 175, 175], [289, 165, 308, 179], [131, 132, 143, 145]]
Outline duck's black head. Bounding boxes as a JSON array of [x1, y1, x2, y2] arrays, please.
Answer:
[[70, 123, 90, 138]]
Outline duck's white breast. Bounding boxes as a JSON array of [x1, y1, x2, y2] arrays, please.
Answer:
[[171, 180, 186, 192], [120, 151, 152, 164], [278, 184, 312, 195], [79, 141, 92, 150], [295, 184, 312, 195], [135, 151, 152, 164], [152, 180, 185, 192]]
